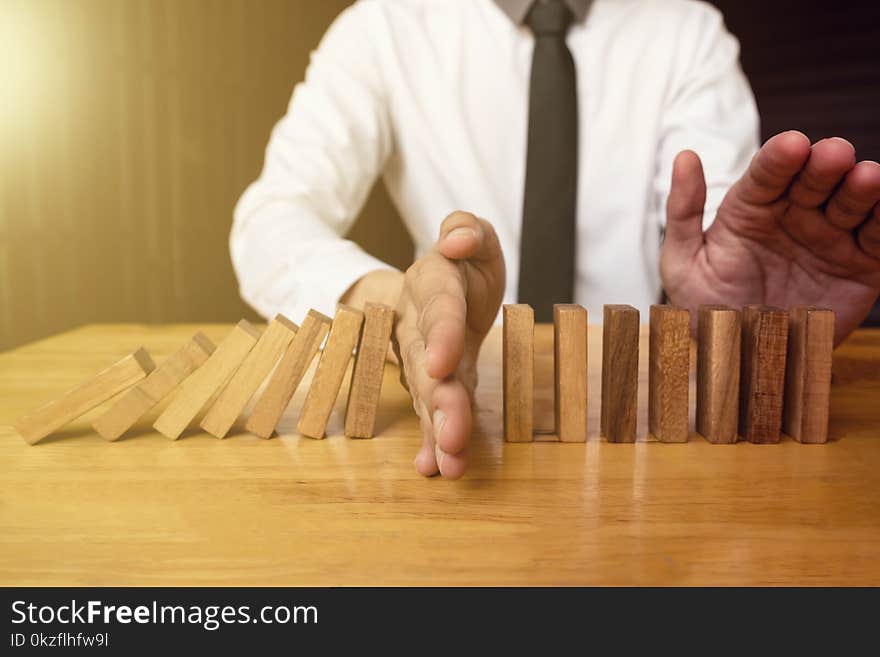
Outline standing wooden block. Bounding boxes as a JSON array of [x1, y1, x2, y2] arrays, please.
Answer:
[[783, 306, 834, 443], [696, 305, 741, 444], [503, 304, 535, 443], [739, 305, 789, 444], [15, 348, 156, 445], [553, 304, 587, 442], [649, 305, 690, 443], [153, 320, 261, 440], [297, 305, 365, 439], [200, 314, 298, 438], [344, 303, 395, 438], [245, 309, 332, 439], [92, 333, 216, 441], [600, 305, 639, 443]]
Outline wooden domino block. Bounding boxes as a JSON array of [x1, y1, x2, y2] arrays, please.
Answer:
[[344, 302, 395, 438], [649, 305, 690, 443], [153, 320, 261, 440], [15, 348, 156, 445], [92, 333, 216, 441], [503, 304, 535, 443], [739, 305, 788, 444], [553, 304, 587, 442], [297, 305, 365, 439], [200, 314, 298, 438], [696, 305, 741, 444], [600, 304, 639, 443], [245, 309, 332, 439], [783, 306, 834, 443]]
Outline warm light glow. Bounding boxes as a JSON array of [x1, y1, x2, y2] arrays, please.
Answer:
[[0, 1, 50, 147]]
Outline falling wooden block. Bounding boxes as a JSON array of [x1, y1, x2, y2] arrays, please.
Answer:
[[648, 305, 690, 443], [553, 304, 587, 442], [200, 314, 298, 438], [92, 333, 216, 441], [245, 309, 332, 439], [696, 305, 741, 444], [783, 306, 834, 443], [344, 302, 395, 438], [600, 304, 639, 443], [153, 320, 261, 440], [503, 304, 535, 443], [297, 305, 365, 439], [740, 305, 788, 444], [15, 348, 156, 445]]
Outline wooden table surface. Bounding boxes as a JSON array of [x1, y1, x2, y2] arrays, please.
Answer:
[[1, 323, 879, 586]]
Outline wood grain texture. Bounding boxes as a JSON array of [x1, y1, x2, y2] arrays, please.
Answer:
[[246, 310, 332, 439], [92, 333, 215, 441], [601, 305, 639, 443], [649, 305, 690, 443], [153, 320, 261, 440], [503, 304, 535, 443], [533, 330, 557, 440], [740, 305, 789, 444], [1, 323, 880, 586], [345, 303, 395, 438], [553, 304, 587, 442], [297, 306, 365, 439], [14, 348, 155, 445], [200, 315, 297, 439], [696, 306, 741, 444], [784, 306, 835, 444]]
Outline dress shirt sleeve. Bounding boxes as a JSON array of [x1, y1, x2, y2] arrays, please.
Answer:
[[653, 2, 761, 231], [230, 1, 397, 323]]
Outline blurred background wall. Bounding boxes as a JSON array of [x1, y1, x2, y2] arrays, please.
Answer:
[[0, 0, 412, 350], [0, 0, 877, 351]]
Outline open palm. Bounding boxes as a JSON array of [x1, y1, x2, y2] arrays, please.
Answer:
[[662, 131, 880, 344]]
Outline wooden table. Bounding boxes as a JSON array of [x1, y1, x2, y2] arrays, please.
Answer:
[[1, 323, 879, 586]]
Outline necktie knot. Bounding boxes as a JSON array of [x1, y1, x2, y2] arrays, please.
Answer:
[[525, 0, 573, 37]]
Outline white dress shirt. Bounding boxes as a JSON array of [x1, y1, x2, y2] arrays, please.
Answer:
[[231, 0, 760, 324]]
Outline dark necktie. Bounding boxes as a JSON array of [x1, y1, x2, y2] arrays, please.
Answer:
[[517, 0, 578, 322]]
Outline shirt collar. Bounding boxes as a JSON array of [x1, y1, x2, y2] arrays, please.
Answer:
[[494, 0, 593, 25]]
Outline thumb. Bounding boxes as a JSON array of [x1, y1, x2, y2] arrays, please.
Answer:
[[664, 150, 707, 264]]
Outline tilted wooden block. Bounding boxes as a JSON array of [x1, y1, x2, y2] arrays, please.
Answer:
[[153, 320, 261, 440], [600, 304, 639, 443], [92, 333, 216, 441], [553, 304, 587, 442], [297, 305, 365, 439], [696, 305, 741, 444], [783, 306, 834, 444], [649, 305, 690, 443], [739, 305, 788, 444], [15, 348, 156, 445], [245, 309, 332, 439], [200, 314, 298, 438], [503, 304, 535, 443], [344, 302, 395, 438]]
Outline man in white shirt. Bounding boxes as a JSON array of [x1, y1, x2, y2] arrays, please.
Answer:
[[232, 0, 880, 478]]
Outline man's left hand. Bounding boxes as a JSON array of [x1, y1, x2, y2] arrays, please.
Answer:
[[661, 131, 880, 343]]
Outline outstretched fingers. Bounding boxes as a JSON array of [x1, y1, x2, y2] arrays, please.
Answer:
[[734, 130, 812, 206], [664, 150, 707, 263], [827, 160, 880, 231], [395, 309, 472, 479], [407, 254, 467, 380], [395, 210, 506, 480], [788, 137, 856, 209]]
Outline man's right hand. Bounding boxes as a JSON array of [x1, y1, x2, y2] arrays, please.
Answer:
[[393, 211, 505, 479]]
